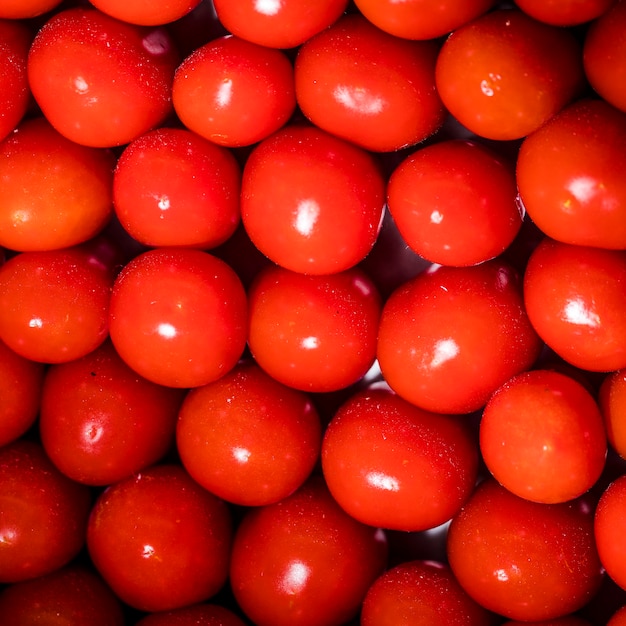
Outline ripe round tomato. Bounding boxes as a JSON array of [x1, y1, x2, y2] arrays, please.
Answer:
[[387, 139, 522, 266], [113, 126, 241, 248], [108, 248, 247, 388], [87, 464, 233, 612], [173, 35, 296, 148], [295, 14, 445, 152], [87, 0, 201, 26], [599, 369, 626, 460], [241, 124, 385, 275], [480, 369, 607, 504], [435, 8, 585, 140], [514, 0, 614, 25], [27, 8, 180, 147], [524, 238, 626, 372], [447, 479, 604, 621], [135, 603, 247, 626], [377, 260, 542, 414]]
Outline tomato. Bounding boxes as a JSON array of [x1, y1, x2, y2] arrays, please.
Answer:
[[113, 126, 240, 248], [87, 464, 232, 612], [173, 35, 296, 148], [480, 369, 607, 504], [212, 0, 349, 49], [524, 238, 626, 372], [295, 14, 445, 152], [435, 9, 585, 140], [387, 139, 522, 267], [609, 605, 626, 626], [108, 247, 247, 388], [177, 360, 321, 506], [517, 98, 626, 249], [0, 440, 92, 583], [514, 0, 615, 26], [135, 603, 247, 625], [599, 370, 626, 460], [27, 8, 180, 148], [241, 124, 385, 275], [447, 479, 604, 621], [377, 259, 542, 415], [0, 0, 61, 18], [87, 0, 201, 26], [229, 475, 388, 626], [247, 264, 381, 392]]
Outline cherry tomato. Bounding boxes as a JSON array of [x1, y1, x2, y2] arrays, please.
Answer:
[[173, 35, 296, 148], [87, 0, 201, 26], [387, 139, 522, 266], [514, 0, 615, 26], [241, 124, 385, 275], [87, 464, 233, 612], [447, 479, 604, 621], [135, 603, 247, 625], [229, 475, 388, 626], [27, 8, 180, 147], [113, 126, 241, 248], [599, 370, 626, 460], [435, 9, 585, 140], [108, 247, 247, 388], [295, 14, 445, 152], [377, 259, 542, 415], [524, 238, 626, 372]]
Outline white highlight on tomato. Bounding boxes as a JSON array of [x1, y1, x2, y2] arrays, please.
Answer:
[[430, 338, 460, 368], [563, 298, 601, 328], [216, 78, 233, 108], [281, 560, 310, 595], [294, 199, 320, 237], [366, 471, 400, 492], [232, 446, 251, 464], [333, 85, 385, 115], [254, 0, 282, 16], [157, 322, 177, 338]]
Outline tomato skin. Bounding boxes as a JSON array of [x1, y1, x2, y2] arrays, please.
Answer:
[[173, 35, 296, 148], [295, 14, 445, 153], [595, 476, 626, 592], [514, 0, 614, 26], [387, 139, 522, 267], [113, 127, 241, 248], [599, 370, 626, 460], [377, 260, 542, 415], [524, 239, 626, 372], [0, 0, 62, 18], [135, 603, 247, 625], [229, 475, 388, 626], [27, 8, 180, 148], [480, 369, 607, 504], [609, 605, 626, 626], [241, 124, 385, 275], [447, 479, 604, 621], [87, 464, 233, 612], [517, 99, 626, 250], [0, 440, 92, 583], [177, 360, 322, 506], [109, 248, 247, 388], [435, 9, 585, 140], [87, 0, 201, 26]]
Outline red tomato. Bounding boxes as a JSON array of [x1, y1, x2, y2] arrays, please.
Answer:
[[247, 264, 381, 392], [609, 606, 626, 626], [87, 0, 201, 26], [212, 0, 349, 49], [0, 564, 124, 626], [0, 245, 112, 364], [229, 475, 388, 626], [435, 9, 585, 140], [108, 247, 247, 388], [322, 387, 478, 531], [113, 127, 241, 248], [361, 559, 496, 626], [517, 99, 626, 249], [135, 603, 247, 626], [524, 238, 626, 372], [599, 369, 626, 460], [173, 35, 296, 148], [27, 8, 180, 147], [0, 117, 115, 252], [377, 260, 542, 415], [480, 369, 607, 504], [177, 360, 322, 506], [0, 440, 92, 583], [87, 464, 232, 612], [514, 0, 615, 25], [295, 14, 445, 152], [0, 0, 61, 18], [387, 139, 522, 266], [241, 124, 385, 275], [447, 479, 604, 621]]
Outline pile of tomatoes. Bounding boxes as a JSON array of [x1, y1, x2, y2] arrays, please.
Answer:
[[2, 0, 626, 623]]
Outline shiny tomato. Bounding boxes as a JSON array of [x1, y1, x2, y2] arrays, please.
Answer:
[[377, 260, 542, 415], [447, 479, 604, 621], [27, 8, 180, 147], [524, 238, 626, 372], [113, 126, 241, 248], [241, 124, 385, 275], [173, 35, 296, 148], [387, 139, 522, 266], [87, 0, 201, 26], [229, 475, 388, 626], [87, 464, 232, 612], [295, 14, 445, 152], [108, 248, 247, 388], [435, 8, 585, 140], [599, 369, 626, 460], [514, 0, 615, 25], [135, 603, 247, 626]]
